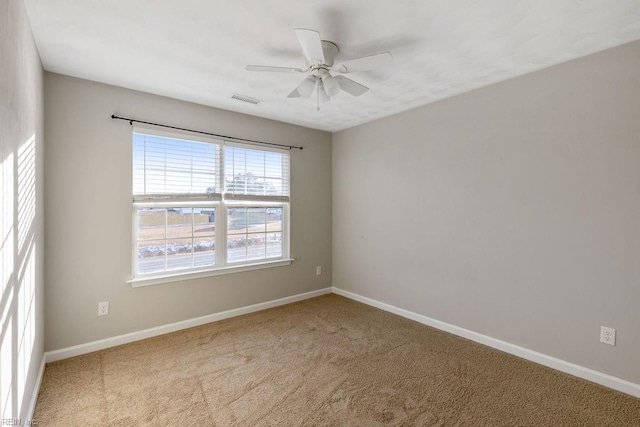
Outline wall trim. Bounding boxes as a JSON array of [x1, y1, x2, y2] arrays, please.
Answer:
[[332, 287, 640, 399], [45, 287, 332, 363], [26, 355, 46, 421]]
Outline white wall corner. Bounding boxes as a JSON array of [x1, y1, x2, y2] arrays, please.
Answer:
[[331, 287, 640, 399], [26, 355, 46, 421]]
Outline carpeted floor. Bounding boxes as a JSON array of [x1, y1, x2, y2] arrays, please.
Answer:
[[34, 294, 640, 426]]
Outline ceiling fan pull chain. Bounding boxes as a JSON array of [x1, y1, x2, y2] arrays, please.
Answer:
[[317, 84, 320, 111]]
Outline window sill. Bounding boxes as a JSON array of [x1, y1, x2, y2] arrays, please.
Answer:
[[128, 258, 294, 288]]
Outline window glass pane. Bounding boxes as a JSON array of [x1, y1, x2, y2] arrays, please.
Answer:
[[136, 206, 217, 275], [166, 238, 193, 270], [266, 232, 283, 258], [266, 208, 282, 232], [226, 206, 283, 264], [194, 208, 215, 236], [227, 234, 247, 263], [227, 208, 247, 234], [137, 240, 166, 274], [247, 208, 266, 232], [138, 208, 165, 240], [166, 208, 192, 239], [247, 234, 266, 260], [194, 237, 215, 267]]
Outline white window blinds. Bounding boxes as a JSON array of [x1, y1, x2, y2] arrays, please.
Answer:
[[133, 130, 290, 203], [133, 132, 222, 201], [224, 144, 290, 202]]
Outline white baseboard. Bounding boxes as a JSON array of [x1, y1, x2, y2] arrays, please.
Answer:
[[26, 355, 45, 420], [332, 287, 640, 399], [40, 285, 640, 400], [45, 287, 332, 363]]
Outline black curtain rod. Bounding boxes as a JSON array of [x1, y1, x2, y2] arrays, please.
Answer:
[[111, 115, 303, 150]]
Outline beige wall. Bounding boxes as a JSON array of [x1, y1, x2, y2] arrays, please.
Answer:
[[0, 0, 45, 419], [44, 73, 332, 351], [333, 41, 640, 384]]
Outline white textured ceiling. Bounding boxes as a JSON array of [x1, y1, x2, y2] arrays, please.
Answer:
[[24, 0, 640, 132]]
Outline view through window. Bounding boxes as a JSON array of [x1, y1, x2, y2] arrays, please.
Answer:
[[132, 130, 290, 279]]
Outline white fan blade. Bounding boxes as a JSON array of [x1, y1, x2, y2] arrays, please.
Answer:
[[334, 52, 393, 73], [334, 75, 369, 97], [246, 65, 304, 73], [287, 89, 301, 98], [294, 28, 325, 65]]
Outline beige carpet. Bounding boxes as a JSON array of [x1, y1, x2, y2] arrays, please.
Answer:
[[34, 294, 640, 426]]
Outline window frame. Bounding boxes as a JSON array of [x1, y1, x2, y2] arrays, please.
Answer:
[[129, 127, 292, 286], [219, 201, 290, 267], [132, 201, 221, 279]]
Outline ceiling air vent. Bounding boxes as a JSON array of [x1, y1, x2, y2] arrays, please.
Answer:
[[231, 93, 262, 105]]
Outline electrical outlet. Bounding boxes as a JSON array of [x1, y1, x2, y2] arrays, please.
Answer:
[[316, 266, 322, 276], [98, 301, 109, 316], [600, 326, 615, 346]]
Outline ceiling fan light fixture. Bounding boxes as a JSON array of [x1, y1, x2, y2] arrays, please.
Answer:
[[297, 75, 317, 98], [322, 74, 340, 97], [317, 81, 330, 103]]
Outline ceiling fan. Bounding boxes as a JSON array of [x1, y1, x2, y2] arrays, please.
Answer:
[[246, 28, 393, 110]]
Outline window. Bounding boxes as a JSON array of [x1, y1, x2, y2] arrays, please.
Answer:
[[132, 129, 290, 283]]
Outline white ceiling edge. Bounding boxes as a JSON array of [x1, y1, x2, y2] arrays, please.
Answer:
[[24, 0, 640, 132]]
